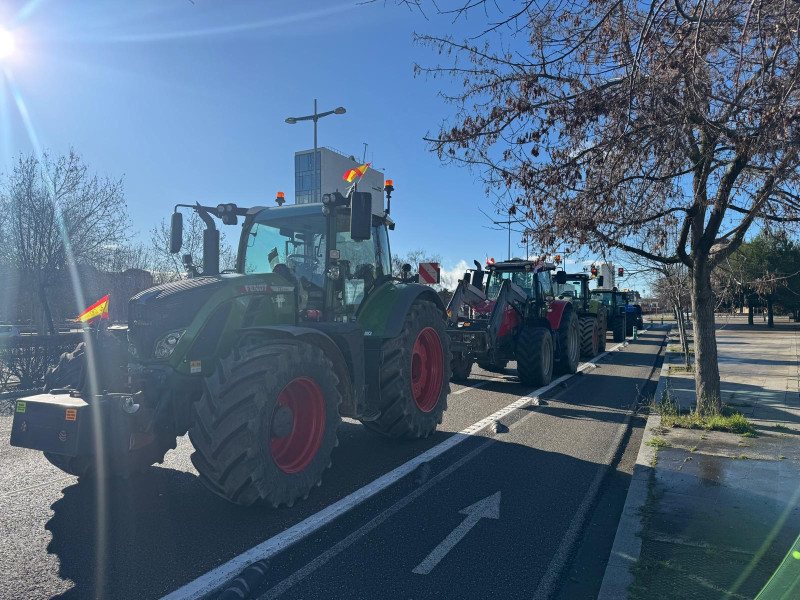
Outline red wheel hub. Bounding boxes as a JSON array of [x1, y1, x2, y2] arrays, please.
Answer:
[[269, 377, 326, 474], [410, 327, 444, 413]]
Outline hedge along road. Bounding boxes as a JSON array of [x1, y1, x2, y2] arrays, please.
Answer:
[[0, 328, 665, 600]]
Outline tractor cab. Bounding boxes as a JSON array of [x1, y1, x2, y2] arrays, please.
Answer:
[[238, 198, 392, 323]]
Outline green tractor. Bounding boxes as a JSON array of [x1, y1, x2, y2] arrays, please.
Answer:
[[590, 287, 628, 343], [10, 184, 451, 507], [553, 271, 607, 357]]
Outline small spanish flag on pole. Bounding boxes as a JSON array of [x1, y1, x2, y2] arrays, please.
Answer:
[[75, 295, 110, 324], [343, 162, 370, 183]]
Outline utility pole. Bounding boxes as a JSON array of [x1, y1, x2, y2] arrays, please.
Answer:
[[492, 218, 526, 260]]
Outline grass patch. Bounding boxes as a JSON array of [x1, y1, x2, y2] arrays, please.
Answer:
[[735, 454, 750, 460], [690, 446, 697, 452], [650, 387, 756, 435], [668, 364, 694, 374], [773, 423, 792, 431], [780, 455, 787, 460], [741, 431, 758, 438], [668, 344, 695, 355], [645, 436, 672, 449]]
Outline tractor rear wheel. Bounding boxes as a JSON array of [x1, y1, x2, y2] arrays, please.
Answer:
[[555, 310, 580, 374], [363, 299, 450, 438], [189, 340, 341, 507], [612, 315, 626, 342], [579, 317, 599, 358], [598, 312, 607, 352], [515, 327, 553, 386], [451, 353, 474, 383]]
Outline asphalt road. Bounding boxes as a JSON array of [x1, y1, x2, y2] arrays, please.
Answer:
[[0, 327, 665, 600]]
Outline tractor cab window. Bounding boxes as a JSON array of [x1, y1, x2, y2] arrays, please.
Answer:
[[537, 271, 553, 298], [333, 211, 391, 317], [486, 270, 536, 300], [244, 218, 326, 289], [591, 291, 614, 307], [555, 277, 584, 300]]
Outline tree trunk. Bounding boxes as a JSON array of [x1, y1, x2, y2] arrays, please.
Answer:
[[690, 266, 721, 415], [748, 298, 754, 325], [767, 297, 774, 328]]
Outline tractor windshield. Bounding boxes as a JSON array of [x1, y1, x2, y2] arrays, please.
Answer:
[[591, 291, 615, 307], [486, 270, 537, 300], [243, 214, 327, 286], [555, 277, 584, 300]]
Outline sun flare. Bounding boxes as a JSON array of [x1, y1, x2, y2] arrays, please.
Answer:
[[0, 29, 16, 60]]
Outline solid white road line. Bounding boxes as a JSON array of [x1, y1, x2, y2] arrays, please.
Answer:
[[453, 380, 489, 395], [161, 337, 633, 600]]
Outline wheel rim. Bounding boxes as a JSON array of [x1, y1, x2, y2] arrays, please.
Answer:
[[411, 327, 444, 413], [269, 377, 326, 474]]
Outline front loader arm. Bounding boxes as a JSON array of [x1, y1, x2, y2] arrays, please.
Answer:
[[487, 279, 528, 343], [445, 278, 488, 325]]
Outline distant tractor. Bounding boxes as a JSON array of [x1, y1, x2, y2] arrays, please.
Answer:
[[445, 259, 580, 386], [591, 288, 629, 343], [11, 183, 453, 507], [554, 272, 607, 357]]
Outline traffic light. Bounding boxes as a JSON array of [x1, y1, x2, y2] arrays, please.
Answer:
[[590, 265, 598, 278], [618, 267, 624, 277], [555, 254, 561, 264]]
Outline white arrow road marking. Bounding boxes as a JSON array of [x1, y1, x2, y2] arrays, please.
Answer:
[[412, 491, 501, 575]]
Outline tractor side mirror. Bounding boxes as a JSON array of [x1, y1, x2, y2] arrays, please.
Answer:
[[350, 192, 372, 241], [170, 212, 183, 254], [597, 276, 604, 288], [401, 263, 411, 282], [555, 270, 567, 285]]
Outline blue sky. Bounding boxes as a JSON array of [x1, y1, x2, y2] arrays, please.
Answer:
[[0, 0, 649, 294]]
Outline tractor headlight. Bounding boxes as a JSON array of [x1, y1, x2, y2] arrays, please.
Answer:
[[154, 330, 186, 359]]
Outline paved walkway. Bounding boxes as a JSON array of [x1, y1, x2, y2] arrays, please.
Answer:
[[600, 317, 800, 600]]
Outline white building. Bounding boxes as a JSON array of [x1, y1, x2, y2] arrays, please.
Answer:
[[294, 147, 385, 214]]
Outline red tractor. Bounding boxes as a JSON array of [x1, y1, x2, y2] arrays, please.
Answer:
[[445, 259, 580, 385]]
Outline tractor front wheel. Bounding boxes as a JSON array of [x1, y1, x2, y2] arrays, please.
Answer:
[[612, 315, 626, 342], [579, 317, 599, 358], [364, 299, 450, 438], [555, 310, 580, 374], [451, 353, 474, 383], [515, 327, 553, 386], [189, 340, 341, 507]]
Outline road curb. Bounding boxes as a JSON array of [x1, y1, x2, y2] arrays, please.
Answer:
[[596, 333, 671, 600]]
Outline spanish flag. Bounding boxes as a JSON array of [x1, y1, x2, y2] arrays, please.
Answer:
[[343, 162, 370, 183], [76, 295, 110, 323]]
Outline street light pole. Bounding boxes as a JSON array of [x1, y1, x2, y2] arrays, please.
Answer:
[[285, 100, 346, 203]]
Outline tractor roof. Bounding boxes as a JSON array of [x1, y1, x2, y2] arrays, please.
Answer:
[[489, 259, 556, 272], [253, 202, 323, 223]]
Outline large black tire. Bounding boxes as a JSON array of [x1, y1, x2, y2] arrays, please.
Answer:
[[597, 310, 607, 352], [477, 359, 509, 373], [189, 340, 341, 507], [362, 299, 450, 439], [579, 316, 599, 358], [555, 309, 580, 374], [451, 353, 474, 383], [612, 314, 626, 342], [515, 327, 553, 386]]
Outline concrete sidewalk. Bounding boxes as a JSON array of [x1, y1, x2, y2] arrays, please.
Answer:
[[599, 316, 800, 600]]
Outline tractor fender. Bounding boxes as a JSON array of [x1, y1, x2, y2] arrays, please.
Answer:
[[238, 325, 357, 416], [547, 299, 572, 330], [358, 283, 445, 340]]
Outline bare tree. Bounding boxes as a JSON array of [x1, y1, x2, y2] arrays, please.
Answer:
[[0, 150, 129, 331], [149, 211, 236, 283], [411, 0, 800, 413]]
